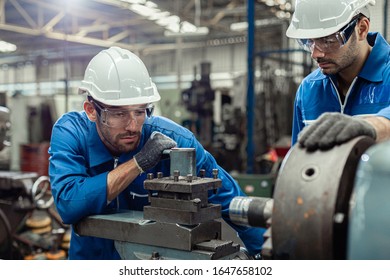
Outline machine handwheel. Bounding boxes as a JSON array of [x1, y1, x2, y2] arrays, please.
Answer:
[[31, 176, 54, 209]]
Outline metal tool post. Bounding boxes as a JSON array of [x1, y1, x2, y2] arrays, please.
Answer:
[[75, 148, 240, 260]]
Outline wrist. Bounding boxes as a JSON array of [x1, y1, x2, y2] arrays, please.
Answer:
[[133, 157, 144, 174]]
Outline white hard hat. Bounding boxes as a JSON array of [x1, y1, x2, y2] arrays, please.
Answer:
[[286, 0, 375, 39], [79, 46, 160, 106]]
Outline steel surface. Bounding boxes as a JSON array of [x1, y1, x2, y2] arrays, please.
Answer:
[[272, 136, 374, 259], [74, 210, 221, 251]]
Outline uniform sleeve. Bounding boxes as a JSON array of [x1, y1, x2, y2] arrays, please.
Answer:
[[291, 85, 305, 145], [376, 106, 390, 120], [49, 120, 108, 224]]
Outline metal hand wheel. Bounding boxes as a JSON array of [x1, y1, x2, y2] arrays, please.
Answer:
[[31, 176, 54, 209]]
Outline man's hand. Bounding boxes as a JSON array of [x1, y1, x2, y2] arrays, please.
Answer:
[[134, 132, 177, 173], [298, 112, 376, 151]]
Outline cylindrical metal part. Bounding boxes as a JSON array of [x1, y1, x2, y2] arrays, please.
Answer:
[[212, 169, 218, 179], [229, 196, 273, 228], [173, 170, 180, 182]]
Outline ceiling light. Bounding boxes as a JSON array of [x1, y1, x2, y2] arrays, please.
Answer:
[[125, 0, 208, 36], [164, 26, 209, 37], [230, 18, 284, 31], [0, 41, 17, 53]]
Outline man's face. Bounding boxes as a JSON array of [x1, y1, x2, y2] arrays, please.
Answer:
[[92, 103, 151, 155], [311, 31, 359, 76], [297, 16, 361, 76]]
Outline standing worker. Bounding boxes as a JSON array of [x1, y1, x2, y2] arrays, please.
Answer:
[[287, 0, 390, 150], [49, 46, 265, 259]]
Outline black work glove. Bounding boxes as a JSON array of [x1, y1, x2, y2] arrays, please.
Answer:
[[298, 112, 376, 151], [134, 132, 177, 173]]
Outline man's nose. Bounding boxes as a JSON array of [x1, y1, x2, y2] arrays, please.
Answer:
[[124, 117, 138, 130], [311, 44, 325, 59]]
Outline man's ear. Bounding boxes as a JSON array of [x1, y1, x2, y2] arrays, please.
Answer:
[[84, 101, 97, 122], [357, 17, 370, 41]]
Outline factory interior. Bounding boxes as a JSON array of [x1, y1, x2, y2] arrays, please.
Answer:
[[0, 0, 389, 261]]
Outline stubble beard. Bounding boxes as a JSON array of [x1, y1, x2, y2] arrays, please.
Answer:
[[97, 121, 141, 155], [318, 34, 359, 76]]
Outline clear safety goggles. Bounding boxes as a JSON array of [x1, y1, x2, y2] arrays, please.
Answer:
[[297, 17, 360, 53], [92, 100, 154, 128]]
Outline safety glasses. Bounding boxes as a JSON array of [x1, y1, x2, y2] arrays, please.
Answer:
[[298, 17, 360, 53], [92, 99, 154, 128]]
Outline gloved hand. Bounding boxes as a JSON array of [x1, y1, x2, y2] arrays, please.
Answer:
[[298, 112, 376, 151], [134, 131, 177, 173]]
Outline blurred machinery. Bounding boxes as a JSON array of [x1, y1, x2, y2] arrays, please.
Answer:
[[75, 148, 243, 260], [182, 62, 215, 151], [0, 105, 68, 260], [229, 136, 390, 259], [0, 170, 68, 259], [0, 106, 11, 170]]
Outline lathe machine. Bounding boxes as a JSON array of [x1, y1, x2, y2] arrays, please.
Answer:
[[229, 136, 390, 259], [75, 148, 242, 260]]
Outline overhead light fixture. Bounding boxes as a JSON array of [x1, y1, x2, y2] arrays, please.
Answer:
[[124, 0, 208, 36], [229, 0, 292, 31], [0, 40, 17, 53], [230, 18, 284, 31], [164, 26, 209, 37]]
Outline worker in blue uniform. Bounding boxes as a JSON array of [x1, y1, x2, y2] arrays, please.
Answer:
[[49, 46, 265, 259], [287, 0, 390, 150]]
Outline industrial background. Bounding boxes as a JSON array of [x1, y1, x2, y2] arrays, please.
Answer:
[[0, 0, 389, 260]]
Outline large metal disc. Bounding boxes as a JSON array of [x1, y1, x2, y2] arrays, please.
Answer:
[[272, 136, 374, 259]]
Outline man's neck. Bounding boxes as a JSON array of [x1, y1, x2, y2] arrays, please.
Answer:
[[337, 43, 372, 97]]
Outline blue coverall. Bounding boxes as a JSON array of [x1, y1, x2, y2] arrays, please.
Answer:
[[49, 113, 265, 259], [292, 32, 390, 144]]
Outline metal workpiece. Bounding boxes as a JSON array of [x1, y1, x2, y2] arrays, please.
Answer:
[[272, 136, 374, 259], [348, 140, 390, 260], [229, 196, 273, 228], [168, 148, 197, 178]]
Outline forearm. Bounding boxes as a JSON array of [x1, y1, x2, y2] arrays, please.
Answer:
[[107, 159, 141, 201], [364, 116, 390, 142]]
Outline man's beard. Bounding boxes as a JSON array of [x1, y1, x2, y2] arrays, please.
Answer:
[[98, 122, 141, 155]]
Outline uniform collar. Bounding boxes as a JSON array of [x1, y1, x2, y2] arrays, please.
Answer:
[[359, 32, 389, 82]]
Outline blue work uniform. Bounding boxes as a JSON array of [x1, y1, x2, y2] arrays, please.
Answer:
[[292, 32, 390, 144], [49, 112, 265, 259]]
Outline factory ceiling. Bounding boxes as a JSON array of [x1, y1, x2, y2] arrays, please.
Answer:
[[0, 0, 293, 64]]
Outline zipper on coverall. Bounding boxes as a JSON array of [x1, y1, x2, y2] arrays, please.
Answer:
[[330, 77, 358, 113], [113, 157, 119, 209]]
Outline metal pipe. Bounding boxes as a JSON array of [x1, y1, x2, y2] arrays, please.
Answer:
[[229, 196, 273, 228], [246, 0, 255, 174], [384, 0, 388, 41]]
